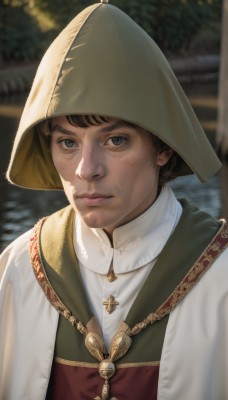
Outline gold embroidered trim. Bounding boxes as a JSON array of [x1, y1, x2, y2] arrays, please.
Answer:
[[55, 357, 99, 368], [30, 217, 227, 400], [130, 219, 228, 335], [116, 361, 160, 368], [30, 217, 87, 336], [30, 218, 228, 337], [55, 357, 159, 368]]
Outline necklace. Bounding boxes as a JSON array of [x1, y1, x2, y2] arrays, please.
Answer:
[[60, 310, 163, 400], [30, 218, 227, 400], [85, 320, 132, 400]]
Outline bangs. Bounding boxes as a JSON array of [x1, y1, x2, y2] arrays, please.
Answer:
[[67, 115, 110, 128]]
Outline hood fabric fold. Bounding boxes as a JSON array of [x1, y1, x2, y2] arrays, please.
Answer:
[[7, 2, 221, 190]]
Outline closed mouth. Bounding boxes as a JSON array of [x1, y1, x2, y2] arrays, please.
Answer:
[[77, 193, 112, 199]]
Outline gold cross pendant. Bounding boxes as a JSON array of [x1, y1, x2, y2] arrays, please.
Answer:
[[102, 295, 119, 314]]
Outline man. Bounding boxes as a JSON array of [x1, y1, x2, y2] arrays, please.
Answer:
[[0, 2, 227, 399]]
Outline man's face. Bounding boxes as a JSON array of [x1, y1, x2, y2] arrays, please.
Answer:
[[51, 116, 172, 237]]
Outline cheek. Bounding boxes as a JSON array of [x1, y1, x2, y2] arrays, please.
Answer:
[[51, 150, 74, 180], [116, 155, 158, 195], [124, 152, 157, 177], [51, 142, 67, 172], [59, 177, 75, 204], [51, 145, 60, 171]]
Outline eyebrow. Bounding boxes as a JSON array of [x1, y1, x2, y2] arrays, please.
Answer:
[[99, 121, 137, 133], [51, 124, 75, 135]]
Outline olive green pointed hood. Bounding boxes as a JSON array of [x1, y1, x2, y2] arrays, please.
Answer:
[[7, 2, 221, 189]]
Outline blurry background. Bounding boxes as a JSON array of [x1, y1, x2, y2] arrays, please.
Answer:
[[0, 0, 228, 251]]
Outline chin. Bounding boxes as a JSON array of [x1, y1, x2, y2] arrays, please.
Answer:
[[81, 215, 107, 229]]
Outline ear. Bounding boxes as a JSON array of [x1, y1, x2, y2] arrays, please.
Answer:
[[156, 148, 174, 167]]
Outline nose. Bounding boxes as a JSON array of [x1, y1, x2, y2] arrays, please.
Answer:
[[75, 145, 105, 181]]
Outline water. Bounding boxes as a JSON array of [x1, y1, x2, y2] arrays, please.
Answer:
[[0, 81, 223, 252]]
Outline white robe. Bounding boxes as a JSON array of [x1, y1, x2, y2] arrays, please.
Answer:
[[75, 185, 182, 348], [1, 189, 228, 399]]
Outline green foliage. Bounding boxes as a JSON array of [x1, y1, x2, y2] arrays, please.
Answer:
[[0, 3, 42, 61], [114, 0, 222, 54], [114, 0, 157, 37], [40, 0, 221, 54], [0, 0, 222, 63], [30, 0, 94, 28]]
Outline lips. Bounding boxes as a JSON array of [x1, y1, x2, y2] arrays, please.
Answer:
[[76, 193, 112, 206], [77, 192, 111, 198]]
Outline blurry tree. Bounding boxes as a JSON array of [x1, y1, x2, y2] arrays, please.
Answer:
[[0, 0, 223, 63], [217, 0, 228, 156], [115, 0, 222, 54], [0, 0, 42, 61], [30, 0, 94, 27], [33, 0, 222, 54], [217, 0, 228, 220]]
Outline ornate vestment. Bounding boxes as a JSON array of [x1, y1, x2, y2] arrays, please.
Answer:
[[1, 197, 227, 400]]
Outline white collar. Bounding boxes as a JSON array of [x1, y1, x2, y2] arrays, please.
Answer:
[[74, 184, 182, 275]]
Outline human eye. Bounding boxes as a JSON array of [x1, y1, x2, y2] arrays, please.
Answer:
[[106, 135, 129, 148], [58, 138, 77, 150]]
